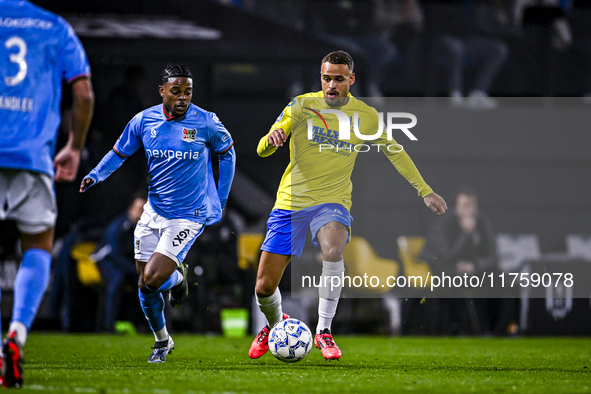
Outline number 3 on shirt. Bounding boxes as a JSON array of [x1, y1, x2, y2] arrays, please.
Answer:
[[4, 36, 28, 86]]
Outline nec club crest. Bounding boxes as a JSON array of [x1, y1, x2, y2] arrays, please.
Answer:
[[182, 127, 197, 142]]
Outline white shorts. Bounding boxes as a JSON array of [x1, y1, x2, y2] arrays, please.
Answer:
[[0, 169, 57, 234], [134, 202, 204, 265]]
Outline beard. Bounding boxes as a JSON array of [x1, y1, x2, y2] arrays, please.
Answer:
[[324, 94, 348, 107]]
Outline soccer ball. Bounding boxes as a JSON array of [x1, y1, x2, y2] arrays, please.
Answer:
[[268, 318, 313, 363]]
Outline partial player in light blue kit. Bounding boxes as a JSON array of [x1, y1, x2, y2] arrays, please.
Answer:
[[0, 0, 95, 387], [80, 64, 236, 363]]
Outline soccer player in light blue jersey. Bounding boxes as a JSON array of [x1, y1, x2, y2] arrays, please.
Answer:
[[80, 64, 236, 363], [0, 0, 94, 387]]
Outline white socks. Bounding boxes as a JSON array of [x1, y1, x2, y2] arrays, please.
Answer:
[[8, 321, 27, 346], [317, 260, 345, 334], [154, 326, 169, 342], [257, 287, 283, 328], [175, 271, 184, 286]]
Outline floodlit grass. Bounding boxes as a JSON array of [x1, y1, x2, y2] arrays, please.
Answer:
[[18, 334, 591, 393]]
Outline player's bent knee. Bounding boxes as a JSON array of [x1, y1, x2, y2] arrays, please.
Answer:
[[322, 246, 344, 262], [143, 269, 166, 290], [255, 280, 277, 298]]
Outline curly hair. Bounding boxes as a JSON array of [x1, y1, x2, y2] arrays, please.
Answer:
[[160, 64, 192, 84]]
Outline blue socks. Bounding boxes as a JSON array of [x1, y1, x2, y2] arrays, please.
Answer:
[[12, 249, 51, 331], [138, 270, 180, 333], [155, 270, 180, 293], [138, 288, 166, 332]]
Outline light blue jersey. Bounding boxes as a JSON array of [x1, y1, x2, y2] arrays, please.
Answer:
[[87, 103, 235, 225], [0, 0, 91, 177]]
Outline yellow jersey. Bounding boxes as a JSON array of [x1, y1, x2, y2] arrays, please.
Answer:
[[257, 91, 433, 211]]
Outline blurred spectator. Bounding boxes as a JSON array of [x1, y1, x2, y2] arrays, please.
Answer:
[[376, 0, 426, 94], [573, 49, 591, 100], [423, 187, 496, 281], [571, 0, 591, 101], [422, 187, 517, 335], [307, 0, 398, 97], [48, 219, 103, 332], [426, 0, 511, 108], [92, 192, 147, 332], [516, 0, 573, 95], [247, 0, 309, 98], [240, 0, 415, 97]]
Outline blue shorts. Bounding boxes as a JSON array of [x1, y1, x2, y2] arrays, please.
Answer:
[[261, 203, 353, 257]]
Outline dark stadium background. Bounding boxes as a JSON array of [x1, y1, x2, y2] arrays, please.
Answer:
[[1, 0, 590, 336]]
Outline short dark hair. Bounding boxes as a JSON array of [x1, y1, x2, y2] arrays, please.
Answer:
[[454, 186, 478, 206], [321, 50, 354, 72], [160, 64, 192, 85]]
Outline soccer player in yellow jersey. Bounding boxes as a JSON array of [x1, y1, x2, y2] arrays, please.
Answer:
[[248, 51, 447, 360]]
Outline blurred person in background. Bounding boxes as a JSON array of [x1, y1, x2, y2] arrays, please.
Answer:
[[0, 0, 94, 388], [375, 0, 426, 94], [513, 0, 572, 95], [425, 0, 512, 108], [424, 188, 496, 280], [422, 187, 517, 335], [307, 0, 398, 97], [92, 192, 147, 332], [570, 0, 591, 102]]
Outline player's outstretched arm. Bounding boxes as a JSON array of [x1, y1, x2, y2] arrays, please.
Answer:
[[54, 77, 95, 182], [79, 177, 94, 193], [256, 128, 288, 157], [424, 192, 447, 215], [79, 149, 127, 193]]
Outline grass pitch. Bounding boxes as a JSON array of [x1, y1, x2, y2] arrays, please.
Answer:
[[19, 334, 591, 393]]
